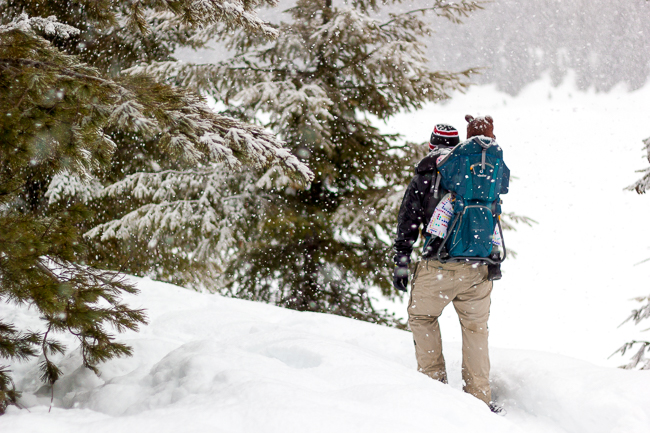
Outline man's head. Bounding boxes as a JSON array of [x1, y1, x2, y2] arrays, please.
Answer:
[[429, 124, 460, 150], [465, 115, 495, 139]]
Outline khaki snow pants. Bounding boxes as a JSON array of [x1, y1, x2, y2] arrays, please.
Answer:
[[408, 260, 493, 405]]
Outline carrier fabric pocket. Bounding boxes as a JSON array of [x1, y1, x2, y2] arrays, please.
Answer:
[[448, 205, 494, 258]]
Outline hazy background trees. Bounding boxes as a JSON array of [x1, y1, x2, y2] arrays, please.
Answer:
[[424, 0, 650, 93], [179, 0, 650, 94]]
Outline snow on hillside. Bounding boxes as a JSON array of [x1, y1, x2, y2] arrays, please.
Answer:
[[2, 276, 650, 433], [3, 77, 650, 432], [376, 72, 650, 369]]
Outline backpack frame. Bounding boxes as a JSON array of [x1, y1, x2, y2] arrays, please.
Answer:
[[432, 137, 510, 265]]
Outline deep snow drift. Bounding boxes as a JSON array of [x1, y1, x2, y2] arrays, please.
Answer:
[[2, 276, 650, 433]]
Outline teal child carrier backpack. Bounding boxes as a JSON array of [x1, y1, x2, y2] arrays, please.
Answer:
[[434, 136, 510, 264]]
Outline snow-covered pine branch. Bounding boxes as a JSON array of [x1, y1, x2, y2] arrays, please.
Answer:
[[613, 340, 650, 370], [121, 60, 277, 100], [45, 171, 103, 205], [0, 28, 122, 182], [379, 1, 485, 27], [1, 0, 278, 42], [116, 74, 312, 182], [1, 22, 312, 184], [234, 80, 334, 140], [0, 13, 80, 38], [126, 0, 279, 38], [619, 135, 650, 368], [613, 295, 650, 369], [626, 137, 650, 194], [622, 295, 650, 327], [83, 166, 279, 288]]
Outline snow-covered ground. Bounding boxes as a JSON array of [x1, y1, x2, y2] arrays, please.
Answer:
[[377, 72, 650, 369], [3, 76, 650, 432], [3, 276, 650, 433]]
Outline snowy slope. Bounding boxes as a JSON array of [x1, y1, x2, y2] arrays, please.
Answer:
[[4, 77, 650, 432], [3, 276, 650, 433], [376, 73, 650, 368]]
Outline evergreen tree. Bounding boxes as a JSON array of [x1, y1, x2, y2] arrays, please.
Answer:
[[615, 136, 650, 369], [0, 15, 147, 414], [0, 1, 310, 413], [121, 0, 485, 324], [0, 0, 312, 287]]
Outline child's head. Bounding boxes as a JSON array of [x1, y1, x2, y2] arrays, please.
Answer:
[[429, 124, 460, 150], [465, 115, 495, 139]]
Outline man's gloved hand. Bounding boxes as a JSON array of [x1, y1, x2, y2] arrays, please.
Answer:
[[393, 265, 409, 292], [487, 264, 502, 281]]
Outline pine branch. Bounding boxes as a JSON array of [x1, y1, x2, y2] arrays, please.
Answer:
[[626, 137, 650, 193], [619, 296, 650, 327], [0, 58, 111, 84], [0, 13, 80, 39], [143, 0, 280, 37], [0, 366, 21, 415], [0, 322, 40, 361], [378, 1, 484, 29], [611, 340, 650, 370], [500, 212, 538, 231]]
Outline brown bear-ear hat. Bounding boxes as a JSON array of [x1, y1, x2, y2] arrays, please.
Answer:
[[465, 114, 495, 139]]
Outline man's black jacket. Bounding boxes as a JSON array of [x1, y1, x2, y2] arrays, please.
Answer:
[[393, 146, 454, 267]]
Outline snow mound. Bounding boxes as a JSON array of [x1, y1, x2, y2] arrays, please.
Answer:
[[3, 276, 650, 433]]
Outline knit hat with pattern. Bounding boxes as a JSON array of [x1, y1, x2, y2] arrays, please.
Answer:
[[429, 124, 460, 150]]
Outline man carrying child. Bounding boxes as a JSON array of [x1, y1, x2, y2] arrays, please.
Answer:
[[393, 116, 505, 415]]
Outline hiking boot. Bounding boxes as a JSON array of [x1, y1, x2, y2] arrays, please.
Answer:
[[488, 401, 506, 416]]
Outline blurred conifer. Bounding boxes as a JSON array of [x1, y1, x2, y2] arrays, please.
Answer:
[[0, 1, 309, 412]]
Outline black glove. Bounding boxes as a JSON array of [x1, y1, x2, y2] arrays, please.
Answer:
[[393, 265, 409, 292], [487, 264, 502, 281]]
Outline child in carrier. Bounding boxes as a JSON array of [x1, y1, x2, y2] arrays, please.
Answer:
[[426, 115, 504, 280]]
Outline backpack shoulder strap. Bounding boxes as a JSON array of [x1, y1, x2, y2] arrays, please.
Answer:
[[433, 170, 442, 199]]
